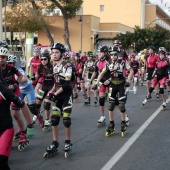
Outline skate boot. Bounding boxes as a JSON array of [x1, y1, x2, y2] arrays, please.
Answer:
[[133, 86, 137, 94], [83, 93, 87, 99], [125, 115, 130, 127], [32, 115, 37, 124], [162, 101, 167, 110], [141, 96, 150, 107], [94, 97, 98, 106], [64, 140, 73, 158], [77, 84, 81, 92], [37, 115, 44, 128], [156, 93, 159, 101], [97, 116, 106, 128], [18, 132, 29, 151], [105, 123, 115, 137], [73, 93, 79, 102], [26, 124, 35, 138], [43, 141, 59, 158], [13, 129, 22, 142], [84, 97, 90, 106], [43, 119, 51, 132], [121, 121, 126, 137], [105, 93, 108, 101], [140, 81, 143, 86]]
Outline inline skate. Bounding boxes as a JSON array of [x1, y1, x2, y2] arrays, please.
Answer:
[[140, 80, 143, 86], [43, 141, 59, 158], [141, 95, 151, 107], [97, 116, 106, 128], [125, 115, 130, 127], [43, 119, 51, 132], [94, 97, 98, 106], [105, 123, 115, 137], [37, 115, 44, 128], [162, 101, 166, 110], [133, 86, 137, 94], [156, 93, 159, 101], [18, 132, 29, 151], [73, 93, 79, 102], [121, 121, 126, 137], [32, 115, 37, 124], [84, 97, 90, 106], [13, 129, 22, 142], [64, 141, 72, 158]]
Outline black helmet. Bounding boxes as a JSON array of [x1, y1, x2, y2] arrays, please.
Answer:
[[148, 46, 155, 51], [98, 45, 109, 53], [0, 40, 8, 49], [75, 52, 81, 57], [87, 51, 94, 57], [41, 52, 51, 60], [109, 46, 120, 53], [113, 40, 121, 46], [51, 42, 66, 53]]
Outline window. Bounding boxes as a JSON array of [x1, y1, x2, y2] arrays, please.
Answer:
[[100, 5, 104, 12]]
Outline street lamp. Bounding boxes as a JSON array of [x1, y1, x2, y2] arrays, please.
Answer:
[[78, 16, 83, 53], [147, 18, 170, 29], [4, 0, 13, 41]]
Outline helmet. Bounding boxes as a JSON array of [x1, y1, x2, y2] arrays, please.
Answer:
[[0, 40, 8, 48], [7, 55, 17, 63], [40, 52, 51, 60], [51, 42, 66, 53], [70, 51, 75, 56], [63, 52, 70, 59], [75, 52, 81, 57], [98, 45, 109, 53], [87, 51, 94, 57], [148, 46, 155, 51], [33, 47, 41, 53], [0, 47, 8, 56], [113, 40, 121, 46], [130, 53, 136, 58], [109, 46, 120, 53], [158, 47, 166, 54]]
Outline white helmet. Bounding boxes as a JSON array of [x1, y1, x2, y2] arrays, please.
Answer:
[[0, 47, 8, 56], [7, 55, 17, 63]]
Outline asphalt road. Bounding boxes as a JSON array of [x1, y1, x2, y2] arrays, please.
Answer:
[[9, 85, 170, 170]]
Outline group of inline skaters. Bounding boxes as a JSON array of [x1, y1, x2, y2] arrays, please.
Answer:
[[0, 39, 170, 169]]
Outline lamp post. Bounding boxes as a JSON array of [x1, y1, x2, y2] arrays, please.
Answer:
[[146, 18, 170, 29], [4, 0, 13, 41], [78, 16, 83, 53]]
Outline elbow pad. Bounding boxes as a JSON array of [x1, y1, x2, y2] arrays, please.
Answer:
[[62, 81, 71, 91]]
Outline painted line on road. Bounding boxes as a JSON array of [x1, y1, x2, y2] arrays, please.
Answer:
[[101, 97, 170, 170]]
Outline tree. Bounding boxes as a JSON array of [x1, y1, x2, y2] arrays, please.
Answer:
[[50, 0, 83, 51], [115, 26, 170, 52]]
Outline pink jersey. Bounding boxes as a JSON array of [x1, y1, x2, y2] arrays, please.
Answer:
[[147, 54, 158, 68], [30, 57, 41, 74], [96, 60, 107, 73]]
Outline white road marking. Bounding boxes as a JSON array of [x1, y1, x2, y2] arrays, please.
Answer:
[[101, 97, 170, 170]]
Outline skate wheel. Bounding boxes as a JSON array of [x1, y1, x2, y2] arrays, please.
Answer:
[[43, 152, 49, 158], [121, 131, 125, 137], [140, 104, 144, 108], [105, 132, 109, 137], [64, 152, 71, 158], [18, 144, 24, 151]]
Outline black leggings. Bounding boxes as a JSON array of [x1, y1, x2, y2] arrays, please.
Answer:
[[0, 155, 10, 170]]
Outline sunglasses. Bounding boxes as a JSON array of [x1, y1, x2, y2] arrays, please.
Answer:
[[41, 58, 47, 61], [0, 56, 6, 59], [110, 53, 118, 56]]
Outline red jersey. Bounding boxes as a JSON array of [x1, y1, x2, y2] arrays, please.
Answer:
[[146, 54, 158, 68], [28, 57, 41, 74]]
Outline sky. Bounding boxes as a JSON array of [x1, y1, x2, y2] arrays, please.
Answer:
[[149, 0, 170, 16]]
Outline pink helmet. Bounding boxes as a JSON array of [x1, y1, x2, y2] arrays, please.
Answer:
[[70, 51, 75, 56]]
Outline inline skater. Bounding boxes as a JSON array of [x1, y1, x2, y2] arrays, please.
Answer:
[[27, 47, 41, 87], [93, 46, 133, 136], [145, 46, 159, 100], [35, 52, 55, 131], [141, 47, 169, 110], [72, 52, 83, 102], [90, 45, 110, 127], [43, 42, 73, 158], [0, 48, 34, 149], [82, 51, 97, 106], [129, 53, 140, 94]]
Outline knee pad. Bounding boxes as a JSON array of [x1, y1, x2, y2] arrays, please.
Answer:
[[51, 115, 60, 126], [63, 117, 71, 128], [159, 88, 164, 94], [28, 103, 38, 116], [134, 77, 138, 83], [108, 97, 115, 111], [119, 103, 126, 113], [43, 102, 51, 111], [149, 87, 154, 93], [99, 97, 105, 106], [36, 104, 41, 110]]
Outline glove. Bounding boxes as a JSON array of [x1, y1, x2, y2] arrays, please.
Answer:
[[51, 94, 59, 102], [48, 93, 54, 101], [31, 77, 36, 81], [124, 82, 130, 87], [92, 84, 97, 90]]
